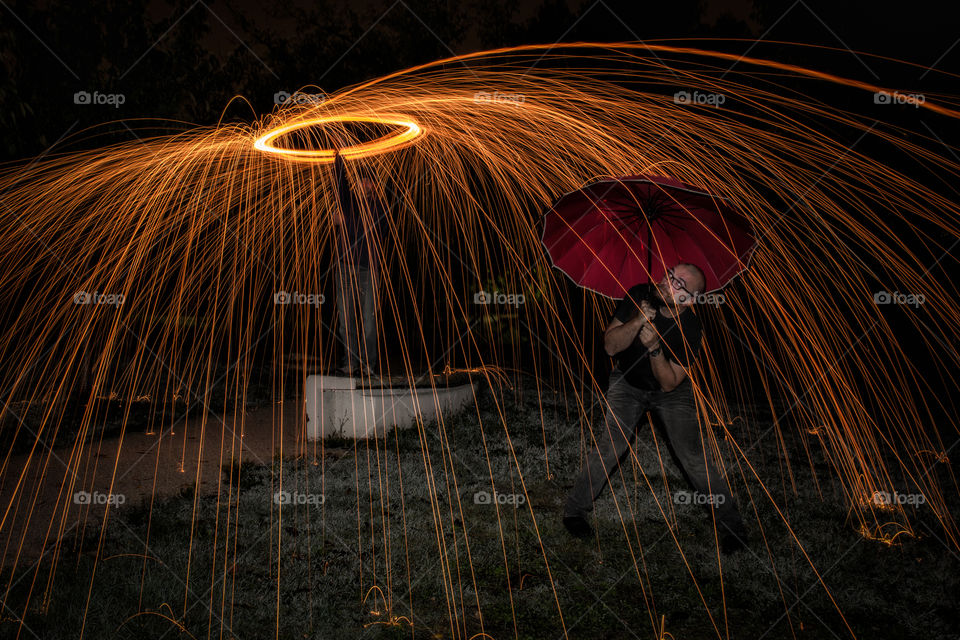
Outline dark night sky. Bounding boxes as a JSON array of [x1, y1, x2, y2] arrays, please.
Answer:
[[2, 0, 960, 163], [171, 0, 960, 66]]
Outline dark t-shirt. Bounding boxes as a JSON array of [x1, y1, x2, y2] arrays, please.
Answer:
[[334, 153, 387, 268], [612, 284, 703, 390]]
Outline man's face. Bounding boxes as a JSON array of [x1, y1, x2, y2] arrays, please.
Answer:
[[656, 265, 696, 306]]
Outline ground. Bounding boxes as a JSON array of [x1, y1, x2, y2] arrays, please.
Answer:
[[1, 377, 958, 639]]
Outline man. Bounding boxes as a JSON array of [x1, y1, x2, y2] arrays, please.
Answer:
[[563, 262, 749, 554], [332, 149, 387, 377]]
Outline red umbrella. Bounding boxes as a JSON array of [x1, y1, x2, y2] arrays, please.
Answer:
[[541, 175, 757, 298]]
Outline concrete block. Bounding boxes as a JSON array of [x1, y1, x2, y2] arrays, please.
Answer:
[[304, 375, 476, 439]]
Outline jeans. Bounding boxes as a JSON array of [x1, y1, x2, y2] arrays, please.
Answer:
[[335, 259, 378, 371], [565, 367, 745, 534]]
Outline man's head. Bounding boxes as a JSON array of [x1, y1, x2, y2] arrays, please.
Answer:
[[353, 167, 378, 200], [655, 262, 706, 308]]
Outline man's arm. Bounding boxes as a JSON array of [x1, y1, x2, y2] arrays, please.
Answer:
[[649, 348, 688, 392], [638, 324, 689, 392], [604, 300, 656, 356]]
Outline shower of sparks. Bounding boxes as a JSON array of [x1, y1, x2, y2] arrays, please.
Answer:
[[0, 42, 958, 639]]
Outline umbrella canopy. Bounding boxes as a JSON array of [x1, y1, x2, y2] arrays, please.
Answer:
[[541, 175, 757, 298]]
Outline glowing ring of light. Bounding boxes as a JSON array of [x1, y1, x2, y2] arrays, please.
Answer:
[[253, 115, 423, 163]]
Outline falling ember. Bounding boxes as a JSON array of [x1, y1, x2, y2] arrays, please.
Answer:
[[857, 522, 917, 546], [0, 42, 958, 639]]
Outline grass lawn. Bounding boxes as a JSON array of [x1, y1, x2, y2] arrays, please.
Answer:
[[2, 379, 958, 639]]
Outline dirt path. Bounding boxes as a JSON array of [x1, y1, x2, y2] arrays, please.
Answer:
[[0, 371, 481, 570], [0, 396, 306, 570]]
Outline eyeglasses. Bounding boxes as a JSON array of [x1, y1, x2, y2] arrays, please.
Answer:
[[665, 268, 693, 298]]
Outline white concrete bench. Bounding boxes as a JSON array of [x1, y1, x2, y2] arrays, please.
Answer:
[[304, 375, 477, 439]]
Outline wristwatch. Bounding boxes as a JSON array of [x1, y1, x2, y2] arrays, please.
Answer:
[[648, 346, 663, 357]]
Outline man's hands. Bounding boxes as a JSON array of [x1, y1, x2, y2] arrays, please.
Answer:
[[603, 297, 658, 356], [638, 323, 661, 350], [607, 293, 687, 392], [637, 300, 660, 350], [639, 299, 656, 320]]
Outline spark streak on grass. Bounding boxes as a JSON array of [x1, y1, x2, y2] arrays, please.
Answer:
[[0, 42, 958, 639]]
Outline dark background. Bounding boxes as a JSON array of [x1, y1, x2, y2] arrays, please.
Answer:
[[1, 0, 958, 416], [2, 0, 960, 161]]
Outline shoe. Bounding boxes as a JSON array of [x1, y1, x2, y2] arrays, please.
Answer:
[[563, 515, 593, 539]]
